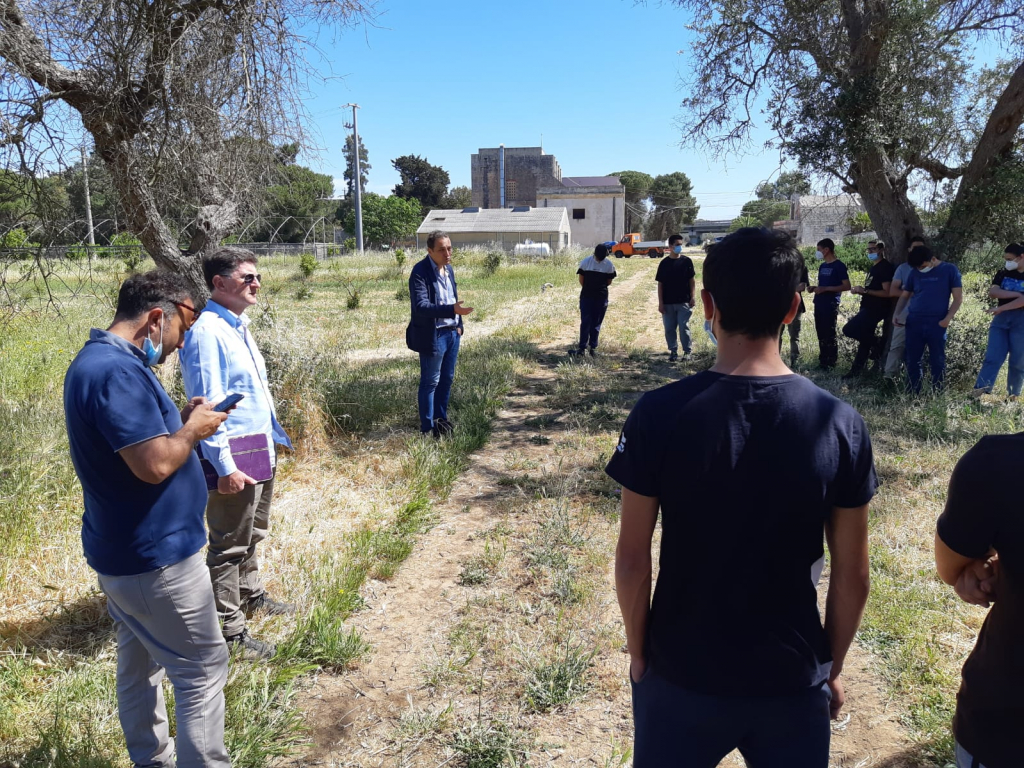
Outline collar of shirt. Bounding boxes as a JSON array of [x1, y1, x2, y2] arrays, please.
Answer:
[[203, 298, 251, 332], [88, 328, 147, 362]]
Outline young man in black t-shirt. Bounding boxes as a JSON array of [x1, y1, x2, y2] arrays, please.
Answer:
[[656, 233, 696, 361], [937, 435, 1024, 768], [842, 242, 895, 378], [811, 238, 851, 369], [608, 227, 875, 768]]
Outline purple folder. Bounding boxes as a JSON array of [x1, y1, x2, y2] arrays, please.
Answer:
[[198, 433, 273, 491]]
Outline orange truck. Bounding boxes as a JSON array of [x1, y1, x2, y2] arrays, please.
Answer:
[[611, 233, 668, 258]]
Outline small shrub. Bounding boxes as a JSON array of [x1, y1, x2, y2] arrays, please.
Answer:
[[394, 248, 406, 267], [395, 284, 410, 302], [346, 291, 360, 310], [344, 237, 356, 252], [482, 251, 502, 276], [451, 720, 527, 768], [1, 227, 29, 249], [295, 284, 313, 301], [299, 253, 319, 278], [523, 639, 596, 713]]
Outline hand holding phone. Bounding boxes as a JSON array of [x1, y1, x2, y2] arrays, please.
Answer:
[[214, 393, 245, 413]]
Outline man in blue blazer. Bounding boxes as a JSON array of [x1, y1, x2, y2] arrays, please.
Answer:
[[406, 231, 473, 436]]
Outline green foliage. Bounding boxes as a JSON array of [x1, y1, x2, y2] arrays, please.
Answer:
[[346, 291, 360, 310], [1, 227, 31, 248], [394, 248, 406, 267], [391, 154, 450, 213], [395, 283, 410, 302], [223, 665, 307, 768], [252, 146, 335, 243], [847, 211, 873, 234], [482, 251, 501, 276], [802, 240, 872, 273], [451, 720, 528, 768], [298, 253, 319, 278], [727, 214, 760, 232], [344, 237, 356, 252], [440, 185, 473, 209], [738, 198, 791, 227], [611, 170, 653, 233], [523, 639, 596, 713], [755, 171, 811, 201], [647, 172, 699, 238], [342, 133, 370, 199], [340, 193, 421, 249]]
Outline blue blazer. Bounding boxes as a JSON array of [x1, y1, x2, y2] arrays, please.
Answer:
[[406, 256, 464, 355]]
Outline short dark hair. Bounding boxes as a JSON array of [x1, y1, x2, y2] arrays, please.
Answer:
[[668, 233, 684, 246], [113, 270, 194, 322], [909, 235, 926, 247], [594, 243, 609, 260], [908, 245, 934, 268], [704, 228, 803, 340], [203, 246, 258, 290], [427, 230, 450, 250], [1005, 243, 1024, 257], [817, 238, 835, 252]]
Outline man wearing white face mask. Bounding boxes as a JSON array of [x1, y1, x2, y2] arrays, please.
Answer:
[[809, 238, 850, 370], [656, 234, 696, 361], [973, 243, 1024, 399]]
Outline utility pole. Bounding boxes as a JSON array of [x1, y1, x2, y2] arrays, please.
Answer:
[[343, 103, 364, 254], [80, 146, 95, 247]]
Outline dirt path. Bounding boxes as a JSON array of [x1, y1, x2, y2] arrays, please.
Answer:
[[286, 261, 926, 768]]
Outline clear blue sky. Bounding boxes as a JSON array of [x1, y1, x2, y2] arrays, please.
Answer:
[[301, 0, 789, 220]]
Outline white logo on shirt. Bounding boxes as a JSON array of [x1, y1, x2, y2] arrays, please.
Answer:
[[617, 434, 627, 453]]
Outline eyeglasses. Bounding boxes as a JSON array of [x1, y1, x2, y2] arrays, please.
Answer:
[[171, 300, 198, 330]]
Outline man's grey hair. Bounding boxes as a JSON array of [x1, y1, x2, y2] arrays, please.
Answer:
[[427, 231, 450, 250], [203, 246, 259, 290]]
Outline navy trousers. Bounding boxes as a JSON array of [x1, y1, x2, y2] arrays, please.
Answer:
[[579, 296, 609, 351]]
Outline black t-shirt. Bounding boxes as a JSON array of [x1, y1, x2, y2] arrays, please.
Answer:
[[938, 434, 1024, 768], [862, 259, 896, 313], [990, 269, 1024, 307], [577, 255, 617, 300], [797, 266, 810, 314], [606, 372, 877, 696], [655, 255, 696, 304]]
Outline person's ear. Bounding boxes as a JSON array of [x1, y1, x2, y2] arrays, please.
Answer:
[[782, 293, 801, 326], [146, 307, 163, 335], [700, 288, 715, 320]]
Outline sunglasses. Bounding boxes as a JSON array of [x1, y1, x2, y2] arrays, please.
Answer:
[[171, 300, 198, 330], [235, 272, 261, 285]]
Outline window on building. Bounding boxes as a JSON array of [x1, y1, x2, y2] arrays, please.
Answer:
[[573, 208, 586, 220], [825, 225, 835, 233], [505, 180, 517, 201]]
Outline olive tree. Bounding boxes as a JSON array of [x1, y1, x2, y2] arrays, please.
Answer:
[[673, 0, 1024, 261], [0, 0, 375, 297]]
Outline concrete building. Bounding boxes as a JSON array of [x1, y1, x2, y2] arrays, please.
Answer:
[[790, 194, 866, 245], [537, 176, 625, 248], [416, 206, 571, 252], [471, 147, 561, 209]]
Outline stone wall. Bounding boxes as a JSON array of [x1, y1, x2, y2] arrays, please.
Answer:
[[471, 147, 562, 209]]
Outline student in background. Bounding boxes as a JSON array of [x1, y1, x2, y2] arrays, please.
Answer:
[[843, 240, 895, 379], [810, 238, 851, 370], [574, 243, 616, 357], [656, 234, 697, 362], [973, 243, 1024, 399], [779, 263, 809, 368], [882, 236, 926, 379], [893, 245, 963, 393]]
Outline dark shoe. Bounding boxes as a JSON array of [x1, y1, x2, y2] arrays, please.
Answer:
[[225, 629, 276, 660], [588, 348, 597, 357], [668, 351, 678, 362], [435, 418, 454, 437], [244, 593, 296, 617]]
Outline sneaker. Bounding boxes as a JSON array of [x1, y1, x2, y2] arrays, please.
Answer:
[[568, 347, 583, 357], [972, 387, 990, 398], [434, 418, 454, 437], [225, 629, 276, 660], [668, 351, 678, 362], [244, 593, 296, 617], [588, 348, 597, 357]]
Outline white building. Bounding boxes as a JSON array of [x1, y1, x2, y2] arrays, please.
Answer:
[[537, 176, 625, 248], [791, 194, 866, 246], [415, 206, 571, 252]]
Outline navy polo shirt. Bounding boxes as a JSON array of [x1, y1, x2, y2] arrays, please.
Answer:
[[63, 330, 207, 576], [814, 259, 849, 308]]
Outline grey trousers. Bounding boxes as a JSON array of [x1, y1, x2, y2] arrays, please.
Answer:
[[780, 314, 802, 364], [661, 303, 693, 353], [884, 323, 907, 377], [97, 551, 230, 768], [206, 477, 274, 638]]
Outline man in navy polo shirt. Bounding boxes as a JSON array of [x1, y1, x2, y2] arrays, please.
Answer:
[[810, 238, 850, 370], [64, 270, 232, 768], [609, 228, 875, 767], [893, 245, 963, 393]]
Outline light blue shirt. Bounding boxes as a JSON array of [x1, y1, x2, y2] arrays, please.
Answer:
[[432, 260, 459, 329], [179, 300, 291, 477]]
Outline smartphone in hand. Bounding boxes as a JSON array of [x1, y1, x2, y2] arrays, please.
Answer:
[[213, 393, 245, 413]]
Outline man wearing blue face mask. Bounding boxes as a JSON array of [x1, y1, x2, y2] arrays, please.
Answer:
[[809, 238, 850, 370], [842, 240, 895, 378], [64, 270, 233, 768], [656, 234, 696, 361]]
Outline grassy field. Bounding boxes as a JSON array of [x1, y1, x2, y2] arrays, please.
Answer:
[[0, 247, 1019, 766]]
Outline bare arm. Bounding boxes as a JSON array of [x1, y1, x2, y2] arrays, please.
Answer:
[[657, 282, 664, 312], [989, 286, 1022, 299], [992, 295, 1024, 314], [824, 504, 871, 719], [862, 280, 891, 298], [578, 274, 585, 287], [888, 279, 903, 298], [893, 291, 911, 325], [119, 404, 227, 484], [940, 287, 963, 327], [615, 488, 659, 682], [688, 277, 696, 306]]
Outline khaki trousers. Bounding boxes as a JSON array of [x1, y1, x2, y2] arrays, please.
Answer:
[[206, 476, 274, 637]]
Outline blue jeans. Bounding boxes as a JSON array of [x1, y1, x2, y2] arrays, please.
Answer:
[[630, 665, 831, 768], [579, 296, 609, 351], [905, 315, 947, 393], [418, 327, 460, 432], [661, 303, 693, 353], [956, 742, 988, 768], [974, 310, 1024, 395]]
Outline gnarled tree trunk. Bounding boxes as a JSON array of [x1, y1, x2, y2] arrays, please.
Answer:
[[850, 149, 924, 264]]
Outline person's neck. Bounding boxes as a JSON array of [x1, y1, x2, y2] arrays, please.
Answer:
[[824, 254, 837, 263], [668, 252, 680, 259], [710, 332, 792, 377], [107, 319, 146, 350], [429, 255, 447, 270], [210, 294, 247, 317]]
